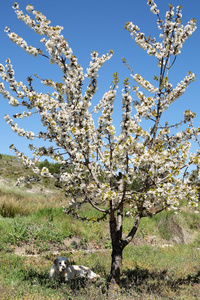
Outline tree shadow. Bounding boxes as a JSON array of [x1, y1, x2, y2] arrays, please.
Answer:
[[22, 267, 104, 290], [21, 265, 200, 298], [121, 265, 200, 296], [22, 267, 50, 286]]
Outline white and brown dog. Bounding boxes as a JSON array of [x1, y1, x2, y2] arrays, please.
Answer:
[[49, 256, 100, 281]]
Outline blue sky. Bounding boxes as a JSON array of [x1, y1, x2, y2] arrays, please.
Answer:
[[0, 0, 200, 158]]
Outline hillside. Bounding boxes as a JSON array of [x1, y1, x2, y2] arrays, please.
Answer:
[[0, 153, 200, 299], [0, 153, 35, 178], [0, 152, 200, 249], [0, 153, 61, 193]]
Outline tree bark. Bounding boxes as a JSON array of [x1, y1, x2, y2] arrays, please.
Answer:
[[109, 230, 123, 294], [109, 247, 123, 296], [110, 238, 123, 285], [109, 201, 123, 291], [109, 205, 141, 292]]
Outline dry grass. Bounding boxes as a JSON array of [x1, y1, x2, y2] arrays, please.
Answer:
[[0, 182, 68, 217]]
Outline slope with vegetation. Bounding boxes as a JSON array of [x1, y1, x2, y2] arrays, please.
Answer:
[[0, 154, 200, 299]]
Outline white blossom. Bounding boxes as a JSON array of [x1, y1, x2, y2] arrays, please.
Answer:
[[0, 1, 199, 229]]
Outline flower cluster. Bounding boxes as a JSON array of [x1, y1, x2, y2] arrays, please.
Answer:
[[161, 72, 196, 112], [147, 0, 160, 15], [95, 89, 116, 139], [132, 74, 158, 93], [5, 28, 42, 57], [126, 3, 197, 60], [4, 115, 35, 140]]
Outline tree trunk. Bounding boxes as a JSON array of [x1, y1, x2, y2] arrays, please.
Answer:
[[109, 201, 123, 291], [108, 234, 123, 297], [110, 242, 123, 288], [109, 203, 141, 292]]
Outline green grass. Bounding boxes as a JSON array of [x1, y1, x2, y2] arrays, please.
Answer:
[[0, 154, 200, 298], [0, 244, 200, 299], [0, 202, 200, 299]]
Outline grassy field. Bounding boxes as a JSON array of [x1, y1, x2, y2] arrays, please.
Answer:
[[0, 154, 200, 299]]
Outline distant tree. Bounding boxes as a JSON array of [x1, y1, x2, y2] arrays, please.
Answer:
[[38, 159, 61, 175], [0, 1, 199, 289]]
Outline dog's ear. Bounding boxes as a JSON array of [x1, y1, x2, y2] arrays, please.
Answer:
[[53, 257, 59, 265], [66, 258, 70, 267]]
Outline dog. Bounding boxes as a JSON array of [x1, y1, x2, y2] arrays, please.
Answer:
[[49, 256, 100, 281]]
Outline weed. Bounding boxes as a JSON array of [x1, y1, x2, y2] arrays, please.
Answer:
[[7, 220, 29, 244]]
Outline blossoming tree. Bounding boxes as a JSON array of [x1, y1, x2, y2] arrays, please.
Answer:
[[0, 0, 199, 287]]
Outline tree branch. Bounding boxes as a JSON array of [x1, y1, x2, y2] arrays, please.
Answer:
[[122, 212, 141, 249], [86, 196, 109, 214]]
